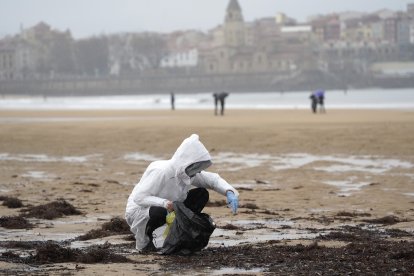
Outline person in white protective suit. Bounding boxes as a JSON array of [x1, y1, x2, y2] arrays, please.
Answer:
[[125, 134, 239, 252]]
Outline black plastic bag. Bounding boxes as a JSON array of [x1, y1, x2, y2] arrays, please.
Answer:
[[160, 201, 216, 255]]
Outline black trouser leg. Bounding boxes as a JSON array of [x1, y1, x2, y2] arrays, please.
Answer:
[[146, 206, 168, 237], [184, 188, 209, 213]]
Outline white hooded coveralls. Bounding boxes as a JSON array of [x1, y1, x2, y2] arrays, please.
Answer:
[[125, 134, 238, 250]]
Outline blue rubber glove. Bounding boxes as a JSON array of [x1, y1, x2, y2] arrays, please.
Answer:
[[226, 191, 238, 214]]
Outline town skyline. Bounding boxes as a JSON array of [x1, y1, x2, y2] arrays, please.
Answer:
[[1, 0, 414, 94], [1, 0, 413, 39]]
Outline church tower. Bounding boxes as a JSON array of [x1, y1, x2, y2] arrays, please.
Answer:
[[224, 0, 245, 47]]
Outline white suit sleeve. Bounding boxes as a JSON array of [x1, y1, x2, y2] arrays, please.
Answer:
[[192, 171, 239, 196], [132, 169, 169, 208]]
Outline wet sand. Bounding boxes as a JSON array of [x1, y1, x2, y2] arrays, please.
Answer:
[[0, 109, 414, 275]]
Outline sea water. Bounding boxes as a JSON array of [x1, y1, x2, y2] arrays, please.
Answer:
[[0, 88, 413, 110]]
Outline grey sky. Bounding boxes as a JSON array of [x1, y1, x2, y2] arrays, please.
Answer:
[[1, 0, 412, 39]]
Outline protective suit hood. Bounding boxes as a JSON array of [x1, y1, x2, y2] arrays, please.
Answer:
[[171, 134, 211, 184]]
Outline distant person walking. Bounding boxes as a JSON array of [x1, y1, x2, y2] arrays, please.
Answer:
[[170, 92, 175, 110], [309, 92, 318, 114], [315, 90, 326, 113], [213, 92, 229, 116], [213, 93, 219, 115]]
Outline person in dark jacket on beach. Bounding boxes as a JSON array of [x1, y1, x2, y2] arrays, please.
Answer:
[[309, 93, 318, 114], [213, 92, 229, 116], [170, 92, 175, 110]]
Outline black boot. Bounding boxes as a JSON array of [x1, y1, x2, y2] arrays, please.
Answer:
[[141, 239, 156, 253], [142, 225, 156, 253]]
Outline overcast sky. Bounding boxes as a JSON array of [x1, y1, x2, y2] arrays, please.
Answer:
[[1, 0, 412, 39]]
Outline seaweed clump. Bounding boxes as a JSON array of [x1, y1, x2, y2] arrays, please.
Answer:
[[362, 215, 402, 225], [0, 196, 23, 208], [21, 199, 82, 220], [220, 224, 241, 230], [27, 241, 130, 264], [77, 217, 131, 241], [0, 216, 33, 229]]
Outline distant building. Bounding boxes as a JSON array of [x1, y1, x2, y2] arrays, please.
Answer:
[[0, 38, 34, 80], [281, 25, 313, 42], [407, 3, 414, 17], [397, 16, 412, 45], [383, 17, 399, 43], [247, 17, 280, 46], [318, 40, 399, 73], [371, 21, 385, 42], [200, 0, 306, 75], [410, 21, 414, 44], [160, 48, 199, 68], [370, 62, 414, 77], [376, 9, 398, 20], [159, 30, 207, 69], [223, 0, 246, 47], [311, 15, 341, 42], [0, 45, 14, 80], [208, 26, 225, 48], [341, 15, 380, 42], [275, 12, 296, 26]]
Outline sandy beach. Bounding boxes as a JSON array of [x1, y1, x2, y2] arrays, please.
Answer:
[[1, 109, 414, 275]]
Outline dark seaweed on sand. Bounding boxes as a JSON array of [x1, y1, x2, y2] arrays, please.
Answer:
[[0, 196, 23, 208], [321, 225, 414, 242], [220, 223, 241, 230], [21, 199, 82, 220], [77, 217, 130, 241], [240, 203, 259, 209], [26, 241, 131, 264], [0, 216, 33, 229], [161, 228, 414, 275], [362, 215, 403, 225]]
